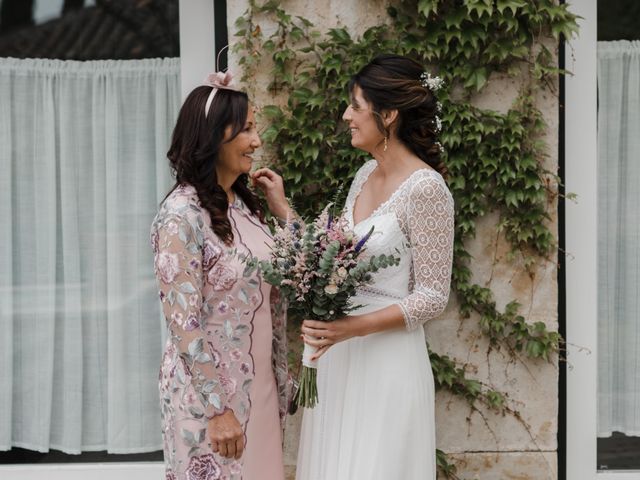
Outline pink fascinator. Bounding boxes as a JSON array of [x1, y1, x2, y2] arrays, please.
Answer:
[[202, 47, 239, 117]]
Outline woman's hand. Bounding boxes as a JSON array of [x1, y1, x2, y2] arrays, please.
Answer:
[[301, 316, 367, 361], [250, 168, 292, 220], [208, 409, 244, 459]]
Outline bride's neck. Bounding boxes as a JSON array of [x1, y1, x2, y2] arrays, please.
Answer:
[[372, 139, 422, 179]]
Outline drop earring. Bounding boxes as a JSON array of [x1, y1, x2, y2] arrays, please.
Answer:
[[383, 135, 388, 152]]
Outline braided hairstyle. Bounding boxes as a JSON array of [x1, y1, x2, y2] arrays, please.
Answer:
[[348, 54, 445, 176], [165, 86, 264, 245]]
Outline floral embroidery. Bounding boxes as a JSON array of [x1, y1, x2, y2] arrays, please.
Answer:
[[203, 239, 223, 270], [207, 264, 237, 291], [156, 252, 180, 284], [185, 454, 222, 480], [151, 184, 290, 478]]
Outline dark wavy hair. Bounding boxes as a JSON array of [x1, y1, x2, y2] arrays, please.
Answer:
[[165, 86, 264, 245], [348, 54, 445, 176]]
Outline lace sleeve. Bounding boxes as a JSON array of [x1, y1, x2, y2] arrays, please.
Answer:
[[398, 174, 455, 331], [152, 209, 229, 418]]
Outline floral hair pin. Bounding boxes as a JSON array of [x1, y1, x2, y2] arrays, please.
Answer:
[[420, 72, 444, 92]]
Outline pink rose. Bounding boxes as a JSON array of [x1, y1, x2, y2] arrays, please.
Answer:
[[202, 239, 222, 270], [156, 252, 180, 284], [219, 374, 237, 397], [185, 454, 221, 480], [207, 264, 237, 291], [230, 349, 242, 361]]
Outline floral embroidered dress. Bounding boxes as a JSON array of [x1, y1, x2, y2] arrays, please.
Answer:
[[151, 184, 290, 480], [296, 160, 455, 480]]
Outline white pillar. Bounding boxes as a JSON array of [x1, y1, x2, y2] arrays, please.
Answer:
[[178, 0, 216, 100], [565, 0, 598, 479]]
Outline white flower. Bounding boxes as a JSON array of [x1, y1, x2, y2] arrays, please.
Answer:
[[420, 72, 444, 91], [337, 267, 348, 279], [324, 283, 338, 295]]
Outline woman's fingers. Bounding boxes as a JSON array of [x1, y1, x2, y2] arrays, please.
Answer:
[[226, 439, 237, 459], [218, 441, 229, 458], [302, 334, 332, 348], [310, 345, 331, 361], [234, 438, 245, 459], [302, 319, 329, 329], [252, 167, 279, 180]]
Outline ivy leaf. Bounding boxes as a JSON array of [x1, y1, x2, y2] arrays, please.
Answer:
[[464, 0, 493, 18], [496, 0, 526, 15], [464, 67, 488, 92], [417, 0, 438, 18]]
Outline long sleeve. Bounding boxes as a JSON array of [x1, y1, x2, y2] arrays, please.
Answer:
[[398, 174, 455, 331], [153, 211, 229, 418]]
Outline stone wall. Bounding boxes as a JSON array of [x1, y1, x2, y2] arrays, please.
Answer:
[[227, 2, 559, 478]]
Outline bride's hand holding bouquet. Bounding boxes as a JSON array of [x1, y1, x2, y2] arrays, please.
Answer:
[[248, 204, 399, 409]]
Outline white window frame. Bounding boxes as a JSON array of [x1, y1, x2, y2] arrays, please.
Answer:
[[0, 1, 215, 477], [565, 0, 640, 478]]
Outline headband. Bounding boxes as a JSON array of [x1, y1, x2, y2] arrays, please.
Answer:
[[203, 70, 238, 117]]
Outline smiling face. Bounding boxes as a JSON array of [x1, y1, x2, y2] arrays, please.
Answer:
[[342, 85, 385, 154], [217, 107, 261, 180]]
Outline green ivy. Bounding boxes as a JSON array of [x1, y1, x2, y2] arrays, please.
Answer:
[[234, 0, 577, 476]]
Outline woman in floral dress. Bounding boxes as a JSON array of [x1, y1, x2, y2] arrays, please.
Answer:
[[151, 72, 293, 480]]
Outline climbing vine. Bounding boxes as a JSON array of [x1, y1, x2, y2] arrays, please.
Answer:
[[234, 0, 577, 476]]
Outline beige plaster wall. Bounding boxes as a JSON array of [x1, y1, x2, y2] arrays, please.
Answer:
[[227, 2, 560, 479]]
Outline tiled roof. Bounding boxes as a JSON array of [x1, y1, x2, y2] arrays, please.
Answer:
[[0, 0, 179, 60]]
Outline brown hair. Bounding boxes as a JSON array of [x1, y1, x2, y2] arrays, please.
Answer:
[[348, 54, 445, 176], [165, 86, 264, 245]]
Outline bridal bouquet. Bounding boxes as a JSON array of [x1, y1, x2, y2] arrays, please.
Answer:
[[248, 206, 399, 409]]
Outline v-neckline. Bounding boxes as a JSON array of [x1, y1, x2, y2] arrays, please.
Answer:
[[350, 163, 433, 228]]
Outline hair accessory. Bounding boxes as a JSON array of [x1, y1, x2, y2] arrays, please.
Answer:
[[202, 46, 239, 117], [420, 72, 444, 92]]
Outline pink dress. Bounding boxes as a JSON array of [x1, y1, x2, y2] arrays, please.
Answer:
[[151, 184, 289, 480]]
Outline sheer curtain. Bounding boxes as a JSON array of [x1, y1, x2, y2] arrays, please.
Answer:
[[0, 58, 179, 453], [597, 41, 640, 437]]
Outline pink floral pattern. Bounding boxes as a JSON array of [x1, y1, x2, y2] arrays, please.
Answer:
[[206, 264, 237, 291], [151, 184, 291, 479], [156, 252, 180, 284], [185, 454, 222, 480]]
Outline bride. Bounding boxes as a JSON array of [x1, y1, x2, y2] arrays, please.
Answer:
[[295, 54, 455, 480]]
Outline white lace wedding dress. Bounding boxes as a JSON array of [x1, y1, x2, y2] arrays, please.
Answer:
[[296, 160, 455, 480]]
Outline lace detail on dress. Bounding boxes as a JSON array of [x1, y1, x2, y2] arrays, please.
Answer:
[[345, 160, 455, 331]]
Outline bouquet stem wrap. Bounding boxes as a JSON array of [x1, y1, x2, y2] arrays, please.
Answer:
[[295, 340, 319, 408]]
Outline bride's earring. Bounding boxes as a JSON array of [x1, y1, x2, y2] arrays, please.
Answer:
[[383, 135, 388, 152]]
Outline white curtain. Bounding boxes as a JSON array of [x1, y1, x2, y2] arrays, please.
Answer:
[[0, 58, 179, 453], [598, 41, 640, 437]]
